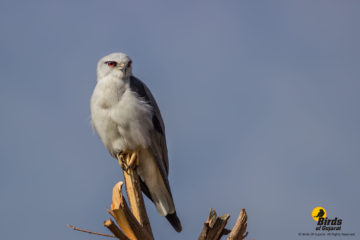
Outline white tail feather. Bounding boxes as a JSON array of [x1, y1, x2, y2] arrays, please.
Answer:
[[137, 148, 175, 216]]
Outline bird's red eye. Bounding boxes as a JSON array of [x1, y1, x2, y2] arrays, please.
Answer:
[[105, 61, 117, 67], [127, 61, 132, 68]]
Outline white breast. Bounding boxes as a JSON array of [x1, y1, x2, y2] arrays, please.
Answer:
[[91, 78, 153, 155]]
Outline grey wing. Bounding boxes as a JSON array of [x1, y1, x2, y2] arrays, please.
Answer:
[[129, 77, 182, 232], [129, 76, 169, 175]]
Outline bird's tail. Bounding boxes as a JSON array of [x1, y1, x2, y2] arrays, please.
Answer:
[[138, 148, 182, 232], [140, 178, 182, 232], [166, 212, 182, 232]]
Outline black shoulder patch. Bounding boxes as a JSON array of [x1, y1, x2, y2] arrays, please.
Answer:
[[152, 115, 164, 135], [129, 76, 150, 102], [130, 76, 164, 135]]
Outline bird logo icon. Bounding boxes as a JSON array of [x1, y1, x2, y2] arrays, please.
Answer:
[[312, 206, 327, 221]]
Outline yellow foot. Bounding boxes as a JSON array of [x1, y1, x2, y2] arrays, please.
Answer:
[[117, 150, 139, 174]]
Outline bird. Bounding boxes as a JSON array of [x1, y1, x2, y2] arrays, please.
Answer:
[[315, 209, 325, 219], [90, 52, 182, 232]]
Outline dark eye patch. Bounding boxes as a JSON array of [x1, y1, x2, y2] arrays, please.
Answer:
[[105, 61, 117, 67]]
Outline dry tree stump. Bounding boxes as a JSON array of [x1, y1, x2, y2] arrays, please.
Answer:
[[198, 208, 248, 240], [67, 151, 249, 240]]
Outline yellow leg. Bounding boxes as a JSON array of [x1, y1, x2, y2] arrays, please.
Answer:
[[128, 151, 139, 169], [117, 150, 139, 173], [117, 150, 131, 170]]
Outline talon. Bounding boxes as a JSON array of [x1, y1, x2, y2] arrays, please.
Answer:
[[117, 151, 128, 170], [119, 159, 127, 170], [123, 165, 129, 174], [116, 150, 138, 173], [127, 152, 138, 170]]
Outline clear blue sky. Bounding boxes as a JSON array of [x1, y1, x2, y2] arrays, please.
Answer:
[[1, 1, 359, 239]]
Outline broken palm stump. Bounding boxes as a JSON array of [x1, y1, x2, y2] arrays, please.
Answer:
[[67, 151, 249, 240], [101, 150, 154, 240], [198, 208, 248, 240]]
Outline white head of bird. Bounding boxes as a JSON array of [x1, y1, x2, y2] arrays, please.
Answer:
[[97, 52, 133, 80]]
